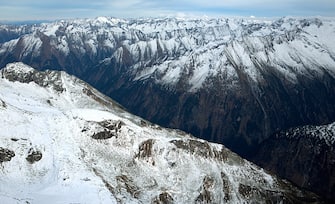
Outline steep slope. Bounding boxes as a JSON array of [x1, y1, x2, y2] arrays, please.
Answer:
[[253, 122, 335, 202], [0, 17, 335, 157], [0, 62, 321, 203]]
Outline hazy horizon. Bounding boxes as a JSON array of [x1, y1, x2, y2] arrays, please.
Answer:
[[1, 0, 334, 22]]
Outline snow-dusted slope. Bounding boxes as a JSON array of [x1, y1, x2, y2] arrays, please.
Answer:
[[0, 63, 319, 203], [276, 122, 335, 146]]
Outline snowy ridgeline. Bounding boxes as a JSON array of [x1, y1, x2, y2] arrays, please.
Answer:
[[1, 17, 335, 91], [0, 63, 319, 203], [277, 122, 335, 146]]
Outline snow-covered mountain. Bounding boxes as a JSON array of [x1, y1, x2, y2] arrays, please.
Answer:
[[253, 122, 335, 202], [0, 62, 321, 203], [1, 17, 334, 89], [0, 16, 335, 156]]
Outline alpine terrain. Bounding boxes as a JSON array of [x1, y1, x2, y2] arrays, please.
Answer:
[[0, 62, 321, 203], [1, 16, 335, 201], [0, 16, 334, 157]]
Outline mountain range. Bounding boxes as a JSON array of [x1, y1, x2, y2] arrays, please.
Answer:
[[1, 16, 335, 202], [1, 16, 335, 156]]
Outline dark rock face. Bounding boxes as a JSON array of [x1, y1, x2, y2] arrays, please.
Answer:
[[91, 120, 124, 139], [136, 139, 154, 159], [0, 99, 6, 108], [170, 139, 229, 162], [196, 176, 214, 203], [0, 147, 15, 163], [116, 175, 140, 199], [26, 148, 42, 164], [152, 192, 174, 204], [252, 126, 335, 202]]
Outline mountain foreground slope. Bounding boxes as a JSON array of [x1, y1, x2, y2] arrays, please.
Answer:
[[0, 16, 335, 158], [0, 62, 321, 203]]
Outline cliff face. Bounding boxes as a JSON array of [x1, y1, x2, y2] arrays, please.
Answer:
[[253, 123, 335, 202]]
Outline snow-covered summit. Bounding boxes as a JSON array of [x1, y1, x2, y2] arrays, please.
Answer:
[[0, 63, 320, 203]]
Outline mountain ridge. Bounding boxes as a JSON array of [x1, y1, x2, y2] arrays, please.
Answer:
[[0, 62, 322, 203]]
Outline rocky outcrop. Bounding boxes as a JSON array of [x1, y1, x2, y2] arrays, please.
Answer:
[[91, 120, 124, 140], [0, 147, 15, 163], [152, 192, 174, 204], [26, 148, 43, 164], [1, 63, 65, 92]]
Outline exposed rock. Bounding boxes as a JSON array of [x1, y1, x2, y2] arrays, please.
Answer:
[[91, 120, 124, 140], [137, 139, 154, 158], [1, 63, 65, 92], [170, 139, 232, 163], [116, 175, 140, 199], [0, 99, 6, 108], [98, 120, 124, 132], [26, 148, 42, 164], [92, 130, 116, 140], [170, 139, 212, 158], [196, 176, 214, 204], [152, 192, 174, 204], [238, 184, 254, 199], [221, 172, 231, 202], [140, 120, 149, 127], [0, 147, 15, 163]]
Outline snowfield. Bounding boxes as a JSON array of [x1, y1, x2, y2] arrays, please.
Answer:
[[0, 63, 320, 203]]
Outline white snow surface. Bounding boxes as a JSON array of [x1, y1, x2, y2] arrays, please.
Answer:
[[0, 63, 302, 203]]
